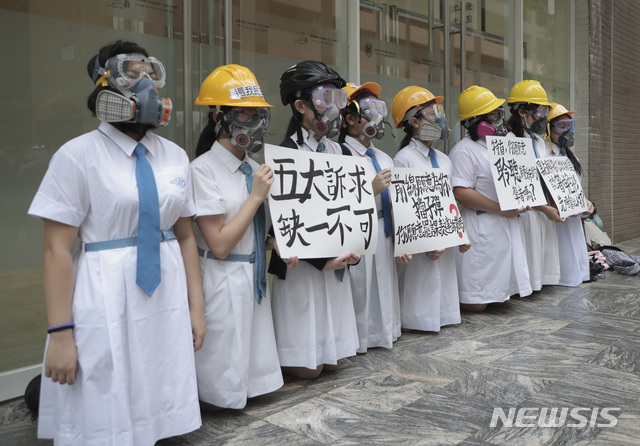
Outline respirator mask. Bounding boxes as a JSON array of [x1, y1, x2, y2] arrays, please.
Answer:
[[476, 106, 507, 138], [415, 103, 450, 142], [354, 97, 387, 140], [552, 118, 575, 148], [524, 104, 550, 135], [309, 85, 347, 138], [219, 107, 270, 153], [93, 53, 172, 127]]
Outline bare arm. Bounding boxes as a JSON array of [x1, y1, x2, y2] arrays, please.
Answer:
[[453, 186, 529, 218], [534, 204, 566, 222], [43, 219, 79, 385], [173, 217, 206, 352], [371, 168, 392, 196], [196, 164, 273, 259]]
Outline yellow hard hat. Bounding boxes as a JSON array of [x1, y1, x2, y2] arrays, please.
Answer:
[[195, 64, 272, 107], [343, 82, 382, 102], [391, 86, 444, 128], [507, 80, 551, 106], [548, 102, 575, 122], [458, 85, 505, 122]]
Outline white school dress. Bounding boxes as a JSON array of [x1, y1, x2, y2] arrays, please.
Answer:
[[270, 128, 359, 369], [190, 141, 283, 409], [28, 122, 201, 446], [548, 141, 590, 286], [342, 136, 401, 351], [393, 138, 461, 330], [520, 132, 561, 290], [449, 135, 532, 304]]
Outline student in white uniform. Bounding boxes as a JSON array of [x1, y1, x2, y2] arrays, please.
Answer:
[[270, 60, 360, 379], [507, 80, 561, 291], [391, 86, 468, 328], [450, 85, 533, 311], [191, 65, 289, 410], [28, 40, 205, 445], [546, 102, 593, 286], [338, 82, 407, 351]]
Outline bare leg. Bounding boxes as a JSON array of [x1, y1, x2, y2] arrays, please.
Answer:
[[322, 360, 341, 373], [460, 303, 488, 312], [282, 364, 323, 380]]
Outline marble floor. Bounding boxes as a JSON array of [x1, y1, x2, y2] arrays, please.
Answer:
[[2, 238, 640, 446]]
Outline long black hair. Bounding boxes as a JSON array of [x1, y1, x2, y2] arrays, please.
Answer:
[[507, 103, 537, 137], [195, 106, 232, 157], [550, 116, 583, 176]]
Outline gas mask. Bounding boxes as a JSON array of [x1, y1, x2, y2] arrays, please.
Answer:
[[308, 85, 347, 138], [524, 105, 550, 135], [219, 107, 270, 153], [354, 97, 387, 140], [93, 54, 172, 127], [416, 104, 450, 142], [551, 118, 575, 148], [312, 104, 342, 138], [558, 129, 575, 148], [476, 107, 507, 138]]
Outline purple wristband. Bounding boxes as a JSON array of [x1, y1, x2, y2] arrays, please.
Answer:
[[47, 322, 75, 334]]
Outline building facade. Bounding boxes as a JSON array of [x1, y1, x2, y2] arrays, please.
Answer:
[[0, 0, 637, 401]]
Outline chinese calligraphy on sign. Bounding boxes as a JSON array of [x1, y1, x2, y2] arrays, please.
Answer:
[[264, 144, 378, 259], [389, 167, 469, 256], [486, 135, 547, 210], [536, 156, 588, 218]]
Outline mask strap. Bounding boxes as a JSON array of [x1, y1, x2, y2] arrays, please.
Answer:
[[91, 57, 110, 87]]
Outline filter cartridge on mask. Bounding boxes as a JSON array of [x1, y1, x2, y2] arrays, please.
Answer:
[[558, 129, 575, 148], [95, 76, 172, 126], [530, 116, 548, 135], [418, 115, 449, 142], [312, 104, 342, 138], [231, 124, 266, 153], [476, 120, 507, 139], [360, 114, 385, 140]]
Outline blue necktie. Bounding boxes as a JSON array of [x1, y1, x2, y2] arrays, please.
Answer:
[[239, 162, 267, 304], [134, 143, 161, 296], [530, 134, 540, 158], [428, 148, 440, 168], [316, 141, 325, 153], [366, 148, 393, 238]]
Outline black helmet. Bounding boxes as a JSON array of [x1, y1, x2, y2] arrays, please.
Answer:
[[279, 60, 346, 106]]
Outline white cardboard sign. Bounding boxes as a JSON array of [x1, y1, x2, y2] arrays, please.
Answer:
[[486, 135, 548, 210], [536, 156, 589, 218], [389, 167, 469, 256], [264, 144, 378, 259]]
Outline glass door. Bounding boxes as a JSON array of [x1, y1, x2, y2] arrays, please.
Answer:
[[446, 0, 517, 147], [359, 0, 516, 154]]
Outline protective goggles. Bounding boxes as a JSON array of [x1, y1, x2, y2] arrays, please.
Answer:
[[98, 53, 166, 89], [486, 106, 505, 124], [530, 105, 551, 119], [354, 97, 388, 120], [310, 85, 348, 111], [551, 118, 575, 132], [417, 103, 445, 122], [226, 107, 270, 129]]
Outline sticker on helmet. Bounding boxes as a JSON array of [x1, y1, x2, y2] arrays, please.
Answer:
[[229, 85, 264, 100]]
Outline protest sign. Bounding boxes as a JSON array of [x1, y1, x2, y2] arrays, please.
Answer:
[[486, 135, 547, 210], [536, 156, 588, 218], [389, 167, 468, 256], [264, 144, 378, 259]]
